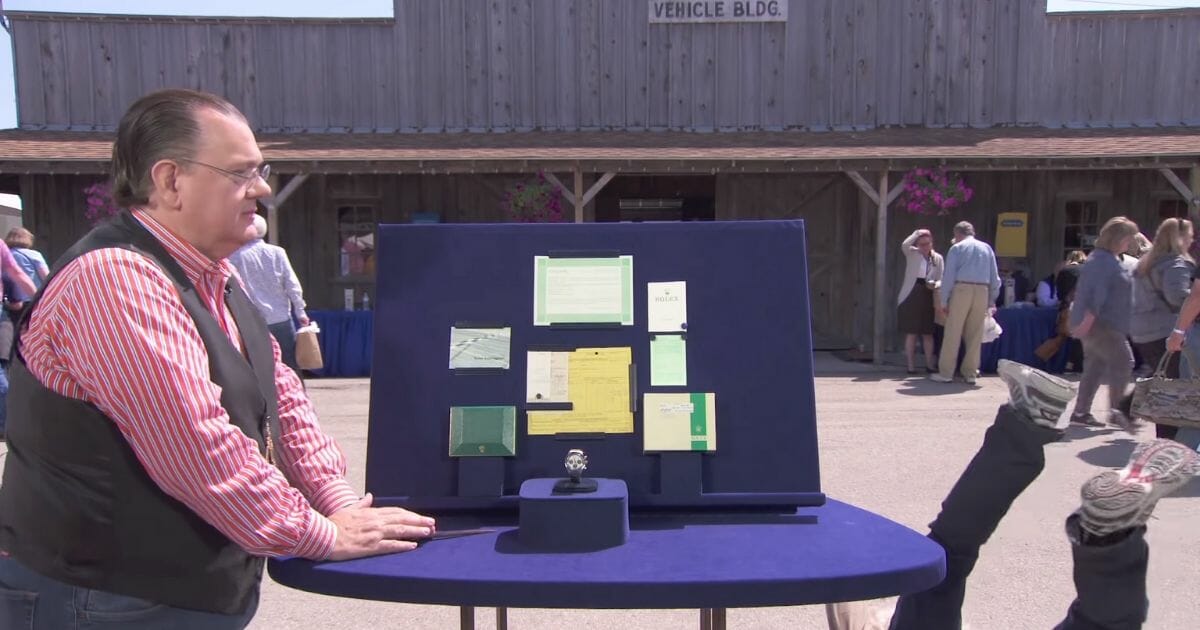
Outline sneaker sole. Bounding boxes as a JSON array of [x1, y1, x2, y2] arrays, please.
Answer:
[[997, 359, 1077, 402], [1080, 439, 1200, 535]]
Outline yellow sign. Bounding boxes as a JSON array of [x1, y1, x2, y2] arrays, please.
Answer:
[[995, 212, 1028, 258]]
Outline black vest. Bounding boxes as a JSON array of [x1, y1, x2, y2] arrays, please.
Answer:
[[0, 211, 282, 615]]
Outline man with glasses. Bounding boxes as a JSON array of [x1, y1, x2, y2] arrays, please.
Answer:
[[0, 89, 435, 629]]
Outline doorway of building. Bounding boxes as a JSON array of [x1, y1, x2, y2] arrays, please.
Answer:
[[594, 175, 715, 222]]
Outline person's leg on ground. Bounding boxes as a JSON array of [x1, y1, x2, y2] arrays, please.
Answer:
[[886, 361, 1077, 630], [1098, 330, 1136, 433], [1132, 341, 1165, 382], [1054, 440, 1200, 630], [1072, 333, 1110, 427], [922, 334, 936, 372], [905, 334, 918, 373], [267, 320, 299, 372], [935, 287, 970, 381], [958, 285, 988, 383]]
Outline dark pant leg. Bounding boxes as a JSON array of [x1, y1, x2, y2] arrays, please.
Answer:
[[1068, 338, 1085, 372], [1054, 516, 1149, 630], [891, 405, 1061, 630], [267, 320, 299, 371]]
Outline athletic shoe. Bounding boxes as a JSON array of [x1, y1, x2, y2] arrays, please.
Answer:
[[1070, 412, 1104, 427], [1108, 409, 1138, 434], [997, 359, 1077, 428], [1078, 439, 1200, 537], [929, 374, 954, 383]]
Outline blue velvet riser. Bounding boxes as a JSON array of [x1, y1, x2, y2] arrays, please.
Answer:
[[518, 478, 629, 551]]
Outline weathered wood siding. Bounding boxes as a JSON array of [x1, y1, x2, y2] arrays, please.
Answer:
[[13, 2, 1200, 132]]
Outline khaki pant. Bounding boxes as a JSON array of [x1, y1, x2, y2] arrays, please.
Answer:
[[938, 283, 990, 380]]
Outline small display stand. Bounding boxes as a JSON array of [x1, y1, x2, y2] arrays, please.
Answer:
[[518, 478, 629, 551]]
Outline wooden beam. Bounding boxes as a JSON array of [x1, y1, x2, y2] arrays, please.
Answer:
[[573, 168, 584, 223], [873, 171, 889, 365], [845, 170, 880, 205], [270, 173, 309, 207], [579, 172, 617, 208], [542, 172, 576, 207], [262, 173, 308, 245], [1191, 167, 1200, 223], [884, 180, 906, 207], [1159, 168, 1199, 207]]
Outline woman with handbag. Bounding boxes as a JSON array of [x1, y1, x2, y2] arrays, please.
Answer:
[[897, 229, 944, 374], [1130, 218, 1195, 439]]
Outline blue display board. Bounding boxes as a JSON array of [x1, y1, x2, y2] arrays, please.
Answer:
[[366, 220, 823, 512]]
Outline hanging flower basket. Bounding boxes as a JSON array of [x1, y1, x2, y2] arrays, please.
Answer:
[[83, 181, 122, 225], [899, 167, 973, 216], [503, 172, 566, 223]]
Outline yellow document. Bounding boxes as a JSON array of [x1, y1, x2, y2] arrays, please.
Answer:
[[527, 347, 634, 435]]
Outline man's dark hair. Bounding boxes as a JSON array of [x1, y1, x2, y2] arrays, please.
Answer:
[[110, 89, 246, 208]]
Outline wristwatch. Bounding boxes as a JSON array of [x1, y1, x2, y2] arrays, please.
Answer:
[[564, 449, 588, 482]]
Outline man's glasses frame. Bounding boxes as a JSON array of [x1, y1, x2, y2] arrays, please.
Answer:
[[178, 158, 270, 188]]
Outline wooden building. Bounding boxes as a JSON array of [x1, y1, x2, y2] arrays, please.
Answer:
[[1, 1, 1198, 359]]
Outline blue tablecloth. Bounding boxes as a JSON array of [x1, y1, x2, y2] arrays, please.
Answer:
[[980, 306, 1068, 374], [269, 498, 945, 609], [308, 310, 373, 377]]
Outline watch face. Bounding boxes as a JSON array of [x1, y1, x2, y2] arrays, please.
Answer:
[[564, 449, 588, 474]]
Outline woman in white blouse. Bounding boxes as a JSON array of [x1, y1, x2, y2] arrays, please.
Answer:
[[897, 229, 945, 374]]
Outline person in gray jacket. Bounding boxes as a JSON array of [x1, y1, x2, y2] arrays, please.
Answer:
[[1069, 216, 1140, 431], [1129, 218, 1194, 439]]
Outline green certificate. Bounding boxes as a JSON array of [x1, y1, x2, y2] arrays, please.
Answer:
[[533, 256, 634, 326], [650, 334, 687, 387]]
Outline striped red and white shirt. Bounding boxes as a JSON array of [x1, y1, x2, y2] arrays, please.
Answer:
[[20, 210, 356, 560]]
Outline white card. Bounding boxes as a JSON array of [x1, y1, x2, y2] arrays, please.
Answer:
[[647, 281, 687, 333]]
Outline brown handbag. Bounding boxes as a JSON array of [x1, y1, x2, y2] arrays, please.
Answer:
[[295, 328, 324, 370], [1130, 352, 1200, 428]]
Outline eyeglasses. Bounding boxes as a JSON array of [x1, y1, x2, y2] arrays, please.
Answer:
[[178, 158, 270, 189]]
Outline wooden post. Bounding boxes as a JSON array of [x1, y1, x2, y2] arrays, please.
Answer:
[[1191, 166, 1200, 223], [263, 173, 309, 245], [873, 171, 889, 365], [574, 167, 584, 223]]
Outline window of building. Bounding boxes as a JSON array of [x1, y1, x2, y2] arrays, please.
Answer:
[[336, 203, 378, 309], [1062, 200, 1100, 259], [1157, 198, 1190, 221]]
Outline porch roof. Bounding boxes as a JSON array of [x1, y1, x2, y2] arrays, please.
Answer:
[[0, 126, 1197, 175]]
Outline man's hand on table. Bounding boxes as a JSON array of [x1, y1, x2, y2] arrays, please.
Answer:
[[327, 493, 436, 560]]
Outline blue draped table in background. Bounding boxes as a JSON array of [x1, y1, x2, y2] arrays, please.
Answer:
[[308, 310, 373, 377], [980, 306, 1068, 374]]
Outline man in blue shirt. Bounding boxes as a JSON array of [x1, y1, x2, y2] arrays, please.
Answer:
[[931, 221, 1001, 385], [228, 214, 309, 373]]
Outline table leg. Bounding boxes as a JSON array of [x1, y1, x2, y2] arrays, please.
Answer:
[[459, 606, 474, 630], [699, 608, 711, 630], [496, 607, 508, 630], [712, 608, 726, 630]]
